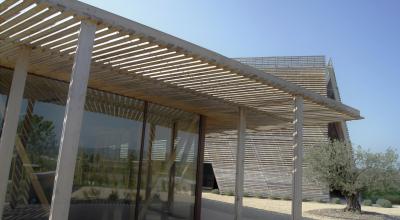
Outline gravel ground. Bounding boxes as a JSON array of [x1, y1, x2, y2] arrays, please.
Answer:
[[202, 192, 400, 220], [308, 209, 400, 220]]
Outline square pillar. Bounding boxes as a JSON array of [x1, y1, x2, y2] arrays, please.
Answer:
[[0, 47, 30, 218], [292, 96, 304, 220], [234, 107, 246, 220], [49, 21, 96, 220]]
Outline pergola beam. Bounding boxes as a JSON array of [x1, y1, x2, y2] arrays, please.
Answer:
[[49, 21, 96, 220], [34, 0, 360, 120], [0, 47, 30, 218]]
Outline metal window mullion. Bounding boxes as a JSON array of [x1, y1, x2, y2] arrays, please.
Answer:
[[167, 121, 178, 212], [194, 115, 206, 220], [135, 101, 149, 220]]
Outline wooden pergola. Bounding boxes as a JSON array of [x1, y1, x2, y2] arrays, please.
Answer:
[[0, 0, 361, 220]]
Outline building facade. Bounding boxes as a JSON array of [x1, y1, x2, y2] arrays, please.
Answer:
[[0, 1, 361, 220], [0, 68, 202, 219], [204, 56, 350, 200]]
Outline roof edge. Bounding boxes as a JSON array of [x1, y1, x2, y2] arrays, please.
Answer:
[[36, 0, 361, 120]]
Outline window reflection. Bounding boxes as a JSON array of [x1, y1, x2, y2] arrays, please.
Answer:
[[0, 70, 12, 132], [172, 121, 199, 219], [68, 92, 144, 220], [1, 69, 201, 220], [139, 104, 199, 220], [2, 72, 68, 220]]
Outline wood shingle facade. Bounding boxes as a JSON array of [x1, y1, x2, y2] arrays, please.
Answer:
[[204, 56, 349, 200]]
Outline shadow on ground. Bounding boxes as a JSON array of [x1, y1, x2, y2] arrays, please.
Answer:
[[202, 198, 313, 220]]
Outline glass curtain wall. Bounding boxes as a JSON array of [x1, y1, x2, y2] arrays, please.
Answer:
[[0, 70, 13, 132], [1, 68, 201, 220], [68, 91, 145, 220], [2, 70, 69, 220], [138, 103, 199, 220]]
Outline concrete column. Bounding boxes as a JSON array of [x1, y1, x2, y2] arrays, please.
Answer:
[[0, 47, 30, 218], [49, 21, 96, 220], [234, 107, 246, 220], [292, 96, 304, 220]]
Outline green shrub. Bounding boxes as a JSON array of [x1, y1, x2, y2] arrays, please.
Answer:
[[123, 192, 134, 203], [376, 198, 392, 208], [83, 190, 90, 200], [331, 197, 341, 204], [89, 188, 100, 197], [243, 192, 252, 197], [227, 191, 234, 196], [108, 190, 119, 201], [302, 198, 312, 202], [270, 196, 280, 200], [362, 199, 372, 206], [161, 180, 167, 192], [362, 191, 400, 205], [256, 193, 267, 199], [211, 189, 219, 194], [383, 193, 400, 205]]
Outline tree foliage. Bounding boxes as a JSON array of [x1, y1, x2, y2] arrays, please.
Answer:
[[305, 140, 400, 212], [23, 114, 58, 171]]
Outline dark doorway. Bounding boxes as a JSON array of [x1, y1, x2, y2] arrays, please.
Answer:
[[202, 163, 218, 190]]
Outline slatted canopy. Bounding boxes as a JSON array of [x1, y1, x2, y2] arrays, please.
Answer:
[[0, 0, 361, 131]]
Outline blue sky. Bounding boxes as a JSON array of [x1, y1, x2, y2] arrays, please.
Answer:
[[81, 0, 400, 153]]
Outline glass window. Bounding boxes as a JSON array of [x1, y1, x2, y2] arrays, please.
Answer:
[[2, 73, 68, 220], [1, 69, 201, 220], [0, 70, 13, 132], [138, 103, 199, 220], [68, 90, 145, 220], [172, 118, 199, 219]]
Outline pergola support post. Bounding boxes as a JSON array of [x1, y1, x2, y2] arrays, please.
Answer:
[[0, 47, 30, 218], [49, 21, 96, 220], [292, 95, 304, 220], [234, 107, 246, 220]]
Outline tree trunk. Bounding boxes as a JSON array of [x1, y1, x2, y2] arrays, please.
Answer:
[[344, 193, 361, 213]]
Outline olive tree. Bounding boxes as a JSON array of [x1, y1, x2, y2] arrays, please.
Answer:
[[305, 140, 399, 212]]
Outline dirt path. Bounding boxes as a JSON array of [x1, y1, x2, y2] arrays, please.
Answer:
[[203, 192, 400, 219]]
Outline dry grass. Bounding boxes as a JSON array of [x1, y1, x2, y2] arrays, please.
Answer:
[[203, 192, 400, 220]]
